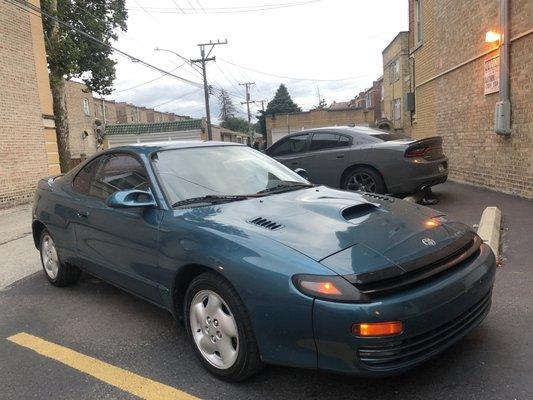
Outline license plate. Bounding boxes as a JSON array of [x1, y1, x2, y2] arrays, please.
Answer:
[[438, 163, 446, 172]]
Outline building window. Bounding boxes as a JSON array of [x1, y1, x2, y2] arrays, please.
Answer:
[[414, 0, 423, 45], [365, 93, 372, 108], [392, 98, 401, 120], [389, 59, 400, 83], [83, 99, 90, 116]]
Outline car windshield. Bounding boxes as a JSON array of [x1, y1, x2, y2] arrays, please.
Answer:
[[152, 146, 310, 206]]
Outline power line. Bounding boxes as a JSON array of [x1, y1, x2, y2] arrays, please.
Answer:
[[127, 0, 324, 14], [220, 58, 371, 82], [6, 0, 203, 89], [113, 63, 187, 94]]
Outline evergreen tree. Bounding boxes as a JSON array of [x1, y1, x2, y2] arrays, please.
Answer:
[[265, 84, 301, 115], [217, 89, 236, 122]]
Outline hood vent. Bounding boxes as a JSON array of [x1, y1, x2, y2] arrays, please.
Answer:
[[248, 217, 284, 231], [342, 203, 379, 221], [361, 192, 395, 202]]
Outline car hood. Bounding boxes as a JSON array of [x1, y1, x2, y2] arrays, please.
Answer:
[[186, 186, 474, 276]]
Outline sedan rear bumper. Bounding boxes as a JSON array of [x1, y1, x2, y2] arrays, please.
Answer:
[[385, 157, 449, 194], [312, 244, 496, 376]]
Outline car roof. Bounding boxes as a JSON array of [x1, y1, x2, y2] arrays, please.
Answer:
[[110, 140, 245, 155], [282, 126, 391, 137]]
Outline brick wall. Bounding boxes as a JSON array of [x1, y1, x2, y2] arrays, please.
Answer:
[[0, 0, 60, 208], [409, 0, 532, 198]]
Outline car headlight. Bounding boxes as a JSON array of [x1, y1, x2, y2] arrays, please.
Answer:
[[292, 274, 370, 303]]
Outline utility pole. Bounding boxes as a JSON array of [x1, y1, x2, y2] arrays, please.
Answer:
[[191, 39, 228, 140], [239, 82, 255, 145]]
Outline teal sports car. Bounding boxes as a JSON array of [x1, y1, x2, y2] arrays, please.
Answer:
[[32, 141, 496, 381]]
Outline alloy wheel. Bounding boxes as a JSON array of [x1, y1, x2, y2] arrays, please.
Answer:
[[189, 290, 239, 370], [41, 233, 60, 280], [346, 172, 377, 192]]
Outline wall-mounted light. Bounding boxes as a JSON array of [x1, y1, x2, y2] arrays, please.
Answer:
[[485, 30, 501, 43]]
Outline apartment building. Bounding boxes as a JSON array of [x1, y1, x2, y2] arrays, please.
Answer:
[[408, 0, 532, 198], [65, 81, 189, 164], [382, 31, 411, 133], [0, 0, 60, 207]]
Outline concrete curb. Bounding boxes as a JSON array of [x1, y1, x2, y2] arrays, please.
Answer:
[[477, 206, 502, 259]]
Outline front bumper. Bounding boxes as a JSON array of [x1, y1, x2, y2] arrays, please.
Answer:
[[312, 244, 496, 375]]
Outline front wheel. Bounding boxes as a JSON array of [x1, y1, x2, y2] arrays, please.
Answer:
[[184, 272, 262, 381], [342, 167, 386, 193], [39, 230, 81, 286]]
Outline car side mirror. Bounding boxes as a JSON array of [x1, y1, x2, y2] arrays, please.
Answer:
[[106, 189, 157, 208], [294, 168, 311, 181]]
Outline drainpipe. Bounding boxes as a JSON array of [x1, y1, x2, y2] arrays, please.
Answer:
[[495, 0, 511, 135]]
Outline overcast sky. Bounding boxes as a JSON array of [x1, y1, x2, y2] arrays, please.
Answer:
[[107, 0, 408, 122]]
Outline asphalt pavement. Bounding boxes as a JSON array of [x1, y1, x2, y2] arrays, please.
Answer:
[[0, 181, 532, 400]]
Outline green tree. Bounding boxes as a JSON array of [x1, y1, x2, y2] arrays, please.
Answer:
[[217, 89, 236, 122], [41, 0, 128, 171], [265, 84, 301, 115], [315, 98, 327, 109], [254, 110, 266, 137], [221, 117, 249, 133]]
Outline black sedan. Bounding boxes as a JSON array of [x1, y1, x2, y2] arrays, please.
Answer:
[[265, 126, 448, 195]]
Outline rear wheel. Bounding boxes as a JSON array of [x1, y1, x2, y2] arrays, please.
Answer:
[[342, 167, 386, 193], [184, 272, 262, 381], [39, 230, 81, 286]]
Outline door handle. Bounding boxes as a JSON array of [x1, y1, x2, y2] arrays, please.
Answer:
[[336, 154, 345, 159], [290, 162, 298, 166], [76, 211, 89, 218]]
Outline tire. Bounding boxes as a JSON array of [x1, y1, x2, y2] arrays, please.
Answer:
[[184, 271, 262, 381], [39, 229, 81, 287], [342, 167, 386, 194]]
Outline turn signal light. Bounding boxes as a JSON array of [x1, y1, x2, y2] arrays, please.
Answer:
[[352, 321, 403, 337], [300, 280, 342, 295]]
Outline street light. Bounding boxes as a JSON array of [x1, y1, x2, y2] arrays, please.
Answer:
[[485, 30, 501, 44]]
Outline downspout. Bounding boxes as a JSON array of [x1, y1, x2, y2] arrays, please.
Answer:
[[495, 0, 511, 135]]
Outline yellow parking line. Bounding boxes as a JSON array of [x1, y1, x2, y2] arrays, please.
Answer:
[[7, 332, 200, 400]]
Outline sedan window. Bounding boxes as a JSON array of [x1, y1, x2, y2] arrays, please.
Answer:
[[310, 133, 341, 151], [269, 134, 308, 156], [89, 154, 150, 201]]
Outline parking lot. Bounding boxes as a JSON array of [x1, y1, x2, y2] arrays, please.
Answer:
[[1, 181, 532, 400]]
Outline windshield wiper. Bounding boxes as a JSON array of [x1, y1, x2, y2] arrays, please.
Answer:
[[172, 195, 254, 208], [255, 181, 315, 195]]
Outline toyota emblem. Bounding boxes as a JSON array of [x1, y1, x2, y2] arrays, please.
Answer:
[[422, 238, 436, 246]]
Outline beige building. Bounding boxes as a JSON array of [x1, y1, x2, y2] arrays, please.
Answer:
[[382, 31, 411, 133], [409, 0, 532, 198], [104, 119, 249, 148], [0, 0, 60, 207], [265, 108, 375, 146], [65, 81, 190, 164]]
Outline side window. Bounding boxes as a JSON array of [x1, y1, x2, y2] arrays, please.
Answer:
[[310, 133, 340, 151], [89, 154, 150, 201], [72, 157, 102, 195], [270, 134, 309, 156], [338, 135, 351, 147]]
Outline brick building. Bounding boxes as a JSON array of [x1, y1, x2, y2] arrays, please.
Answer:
[[382, 31, 411, 133], [408, 0, 532, 198], [0, 0, 60, 207], [265, 108, 374, 146], [64, 81, 190, 164]]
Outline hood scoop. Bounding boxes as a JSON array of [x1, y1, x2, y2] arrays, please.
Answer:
[[342, 203, 379, 221], [361, 192, 395, 202], [248, 217, 284, 231]]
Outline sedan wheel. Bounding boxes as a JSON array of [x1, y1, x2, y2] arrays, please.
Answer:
[[41, 233, 60, 280], [346, 172, 377, 192], [189, 290, 239, 369], [343, 167, 386, 194]]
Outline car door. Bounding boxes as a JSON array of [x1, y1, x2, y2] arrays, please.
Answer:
[[71, 152, 163, 303], [304, 132, 352, 186], [267, 133, 310, 171]]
